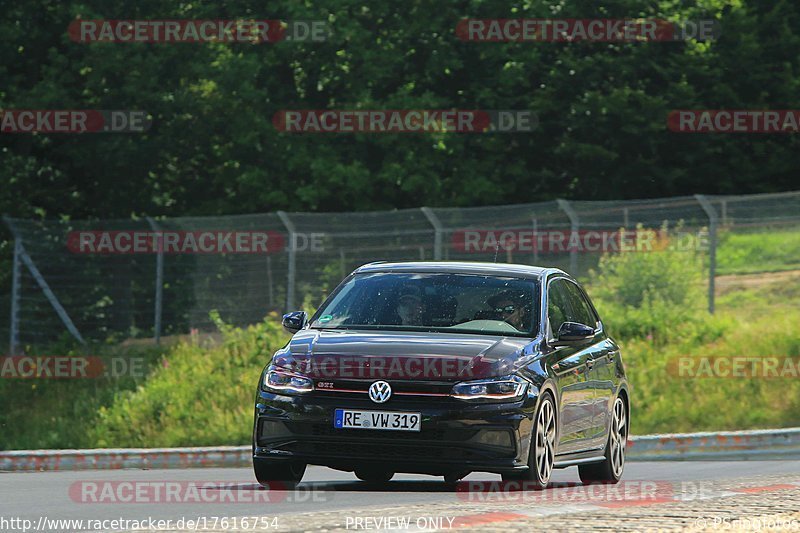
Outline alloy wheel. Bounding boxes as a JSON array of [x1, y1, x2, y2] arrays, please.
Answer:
[[535, 397, 556, 484], [609, 397, 627, 478]]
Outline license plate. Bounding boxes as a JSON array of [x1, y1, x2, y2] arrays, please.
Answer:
[[334, 409, 421, 431]]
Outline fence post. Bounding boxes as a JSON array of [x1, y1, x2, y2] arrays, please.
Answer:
[[267, 255, 274, 307], [695, 194, 717, 314], [9, 239, 22, 355], [3, 216, 85, 345], [277, 211, 297, 311], [420, 207, 443, 260], [21, 250, 86, 344], [146, 217, 164, 345], [556, 199, 579, 275], [721, 199, 728, 227]]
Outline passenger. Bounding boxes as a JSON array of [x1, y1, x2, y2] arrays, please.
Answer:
[[397, 289, 424, 325]]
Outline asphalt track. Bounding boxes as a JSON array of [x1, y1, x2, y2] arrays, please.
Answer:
[[2, 461, 800, 531]]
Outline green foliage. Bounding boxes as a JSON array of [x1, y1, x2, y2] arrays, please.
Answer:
[[586, 234, 800, 433], [585, 238, 740, 431], [626, 309, 800, 434], [0, 343, 165, 450], [716, 227, 800, 275], [2, 0, 799, 225], [90, 312, 288, 447], [587, 227, 710, 343], [4, 272, 800, 448], [3, 0, 800, 447]]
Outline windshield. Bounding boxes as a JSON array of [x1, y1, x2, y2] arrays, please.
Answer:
[[310, 272, 540, 337]]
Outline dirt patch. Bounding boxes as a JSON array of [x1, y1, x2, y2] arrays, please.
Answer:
[[716, 269, 800, 296]]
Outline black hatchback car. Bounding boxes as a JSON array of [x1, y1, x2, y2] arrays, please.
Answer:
[[253, 262, 629, 488]]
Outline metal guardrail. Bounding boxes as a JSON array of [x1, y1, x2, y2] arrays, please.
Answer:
[[626, 427, 800, 461], [0, 446, 250, 472], [1, 428, 799, 472]]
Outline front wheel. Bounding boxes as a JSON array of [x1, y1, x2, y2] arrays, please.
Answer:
[[501, 393, 556, 489], [579, 396, 627, 484], [253, 458, 306, 489]]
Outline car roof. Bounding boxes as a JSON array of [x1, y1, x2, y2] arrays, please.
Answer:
[[353, 261, 566, 280]]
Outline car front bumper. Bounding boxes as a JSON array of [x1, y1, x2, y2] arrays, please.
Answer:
[[253, 388, 538, 475]]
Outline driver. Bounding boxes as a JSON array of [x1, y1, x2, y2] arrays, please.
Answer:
[[397, 288, 424, 325], [487, 290, 529, 331]]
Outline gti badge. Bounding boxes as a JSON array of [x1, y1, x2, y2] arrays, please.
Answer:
[[368, 380, 392, 404]]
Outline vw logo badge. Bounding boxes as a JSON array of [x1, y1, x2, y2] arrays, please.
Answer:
[[368, 381, 392, 404]]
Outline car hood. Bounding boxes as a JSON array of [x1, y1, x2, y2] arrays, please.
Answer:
[[273, 328, 535, 381]]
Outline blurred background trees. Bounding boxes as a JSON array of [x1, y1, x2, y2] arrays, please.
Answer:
[[2, 0, 800, 223]]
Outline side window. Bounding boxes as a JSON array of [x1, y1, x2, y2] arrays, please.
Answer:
[[547, 279, 570, 336], [563, 281, 598, 327]]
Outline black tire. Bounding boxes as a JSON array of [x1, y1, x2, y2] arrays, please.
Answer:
[[253, 458, 306, 489], [579, 396, 628, 484], [501, 392, 556, 490], [354, 468, 394, 483], [443, 471, 469, 484]]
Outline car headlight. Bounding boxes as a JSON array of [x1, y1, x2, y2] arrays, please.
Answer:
[[451, 375, 528, 401], [262, 367, 314, 394]]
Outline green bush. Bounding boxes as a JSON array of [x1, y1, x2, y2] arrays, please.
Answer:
[[7, 238, 800, 449], [625, 309, 800, 434], [0, 343, 164, 450], [90, 312, 288, 447], [587, 226, 715, 344], [585, 229, 800, 433]]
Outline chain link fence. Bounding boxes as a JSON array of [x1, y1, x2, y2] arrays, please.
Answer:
[[3, 191, 800, 353]]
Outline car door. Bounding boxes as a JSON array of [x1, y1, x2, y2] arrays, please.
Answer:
[[561, 280, 611, 448], [591, 334, 621, 447], [547, 277, 596, 454]]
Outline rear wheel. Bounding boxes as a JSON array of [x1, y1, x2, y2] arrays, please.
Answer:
[[579, 396, 627, 484], [355, 468, 394, 483], [502, 393, 556, 489], [253, 458, 306, 489]]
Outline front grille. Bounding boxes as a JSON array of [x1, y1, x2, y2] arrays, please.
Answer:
[[311, 379, 456, 401], [283, 421, 479, 441], [311, 392, 457, 405]]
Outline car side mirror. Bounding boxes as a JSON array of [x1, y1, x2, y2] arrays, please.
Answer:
[[553, 321, 595, 345], [282, 311, 307, 334]]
